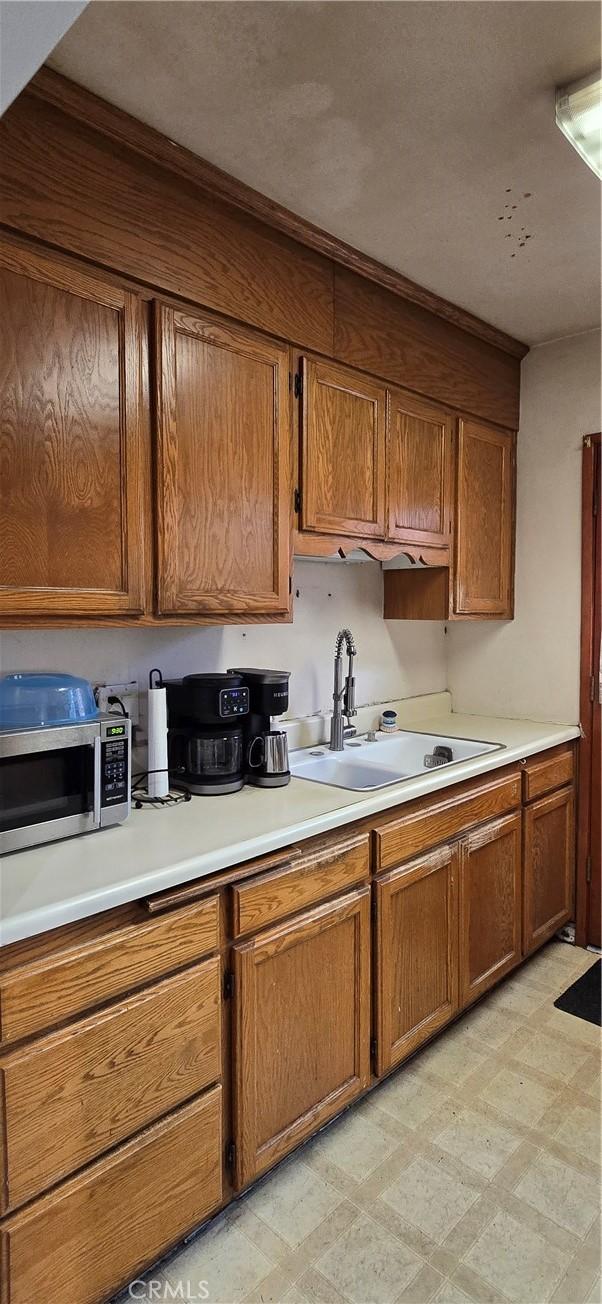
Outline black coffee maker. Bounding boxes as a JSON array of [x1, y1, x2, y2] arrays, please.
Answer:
[[165, 673, 250, 795], [228, 668, 291, 787]]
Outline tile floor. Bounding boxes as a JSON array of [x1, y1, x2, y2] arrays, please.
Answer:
[[118, 942, 601, 1304]]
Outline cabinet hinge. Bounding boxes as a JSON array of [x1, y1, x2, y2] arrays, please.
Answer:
[[223, 970, 235, 1000], [289, 574, 292, 595], [294, 372, 302, 400], [226, 1140, 236, 1172], [586, 854, 592, 885], [370, 1038, 377, 1060], [294, 487, 301, 514]]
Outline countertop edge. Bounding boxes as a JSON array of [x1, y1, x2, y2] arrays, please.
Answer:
[[0, 720, 580, 947]]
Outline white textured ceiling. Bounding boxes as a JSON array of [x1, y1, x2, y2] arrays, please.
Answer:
[[48, 1, 601, 345]]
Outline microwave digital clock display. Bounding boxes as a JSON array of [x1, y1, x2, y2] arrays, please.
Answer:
[[107, 724, 126, 737]]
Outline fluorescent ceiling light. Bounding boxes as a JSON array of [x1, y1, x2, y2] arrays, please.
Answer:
[[556, 71, 602, 179]]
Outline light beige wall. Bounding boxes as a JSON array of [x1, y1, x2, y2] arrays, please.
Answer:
[[448, 328, 601, 725]]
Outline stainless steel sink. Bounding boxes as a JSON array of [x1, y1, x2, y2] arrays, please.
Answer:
[[289, 729, 503, 791]]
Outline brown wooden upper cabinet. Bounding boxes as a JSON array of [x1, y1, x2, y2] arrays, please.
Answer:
[[387, 391, 453, 549], [0, 239, 145, 617], [455, 418, 515, 617], [155, 305, 291, 615], [299, 357, 386, 538]]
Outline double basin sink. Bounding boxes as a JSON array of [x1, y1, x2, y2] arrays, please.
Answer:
[[289, 729, 503, 791]]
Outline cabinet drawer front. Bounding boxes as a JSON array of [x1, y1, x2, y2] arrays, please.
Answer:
[[231, 832, 370, 937], [374, 770, 521, 871], [0, 895, 219, 1046], [0, 958, 221, 1210], [0, 1086, 222, 1304], [522, 746, 575, 802]]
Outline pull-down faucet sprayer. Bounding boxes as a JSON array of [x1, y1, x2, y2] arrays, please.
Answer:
[[329, 628, 357, 751]]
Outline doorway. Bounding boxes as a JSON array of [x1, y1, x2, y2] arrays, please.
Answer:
[[577, 432, 601, 948]]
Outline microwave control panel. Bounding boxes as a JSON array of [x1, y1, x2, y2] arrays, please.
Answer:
[[100, 720, 130, 806]]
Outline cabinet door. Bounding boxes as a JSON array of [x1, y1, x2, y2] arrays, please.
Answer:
[[155, 305, 291, 614], [387, 390, 453, 548], [0, 239, 145, 616], [232, 887, 370, 1189], [375, 844, 459, 1075], [454, 419, 515, 617], [523, 787, 574, 955], [459, 811, 522, 1006], [300, 357, 386, 537]]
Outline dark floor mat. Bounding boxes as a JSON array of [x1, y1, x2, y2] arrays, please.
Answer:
[[554, 958, 601, 1027]]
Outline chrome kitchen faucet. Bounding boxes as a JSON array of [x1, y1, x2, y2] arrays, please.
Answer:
[[329, 628, 357, 751]]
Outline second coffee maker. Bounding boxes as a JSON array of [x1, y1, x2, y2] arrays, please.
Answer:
[[228, 668, 291, 787]]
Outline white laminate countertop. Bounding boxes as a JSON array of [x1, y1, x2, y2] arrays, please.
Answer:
[[0, 709, 579, 946]]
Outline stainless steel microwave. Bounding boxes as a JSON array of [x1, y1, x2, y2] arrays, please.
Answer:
[[0, 715, 131, 855]]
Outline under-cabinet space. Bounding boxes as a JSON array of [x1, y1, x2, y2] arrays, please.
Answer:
[[0, 958, 221, 1210], [298, 356, 386, 538], [232, 886, 371, 1188], [0, 1086, 223, 1304], [0, 237, 146, 618], [155, 304, 292, 616], [459, 810, 522, 1005], [523, 786, 575, 954], [375, 843, 459, 1074]]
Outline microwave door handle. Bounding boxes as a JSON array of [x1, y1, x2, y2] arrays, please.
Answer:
[[93, 735, 102, 824]]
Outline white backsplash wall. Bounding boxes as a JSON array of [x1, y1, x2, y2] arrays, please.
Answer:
[[0, 559, 447, 722]]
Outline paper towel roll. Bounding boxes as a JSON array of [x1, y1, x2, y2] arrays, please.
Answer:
[[147, 684, 169, 798]]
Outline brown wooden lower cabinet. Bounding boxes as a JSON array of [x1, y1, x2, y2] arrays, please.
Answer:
[[0, 1087, 223, 1304], [232, 886, 371, 1189], [459, 810, 522, 1005], [0, 957, 221, 1211], [375, 844, 459, 1074], [523, 786, 575, 955], [0, 750, 578, 1304]]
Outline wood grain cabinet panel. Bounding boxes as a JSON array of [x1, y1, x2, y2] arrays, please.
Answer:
[[0, 958, 221, 1210], [231, 831, 370, 937], [0, 1087, 223, 1304], [155, 305, 291, 615], [0, 895, 219, 1046], [459, 811, 522, 1006], [300, 357, 386, 537], [522, 746, 575, 803], [0, 239, 145, 616], [374, 768, 521, 871], [232, 887, 371, 1189], [387, 391, 453, 549], [455, 419, 515, 617], [375, 844, 459, 1075], [523, 787, 575, 955]]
